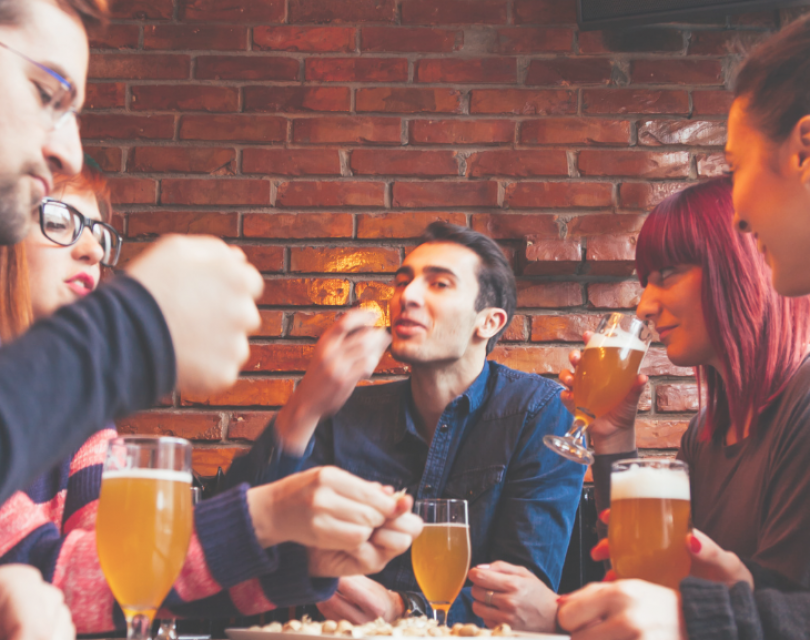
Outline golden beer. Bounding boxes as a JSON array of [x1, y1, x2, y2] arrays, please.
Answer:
[[609, 462, 691, 590], [412, 523, 471, 606], [96, 469, 193, 619]]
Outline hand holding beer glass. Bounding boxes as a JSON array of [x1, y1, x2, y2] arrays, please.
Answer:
[[96, 437, 194, 640], [411, 500, 471, 626], [545, 312, 652, 465]]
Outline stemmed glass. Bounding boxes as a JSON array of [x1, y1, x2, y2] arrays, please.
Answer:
[[96, 437, 194, 640], [411, 499, 471, 626], [544, 312, 653, 465]]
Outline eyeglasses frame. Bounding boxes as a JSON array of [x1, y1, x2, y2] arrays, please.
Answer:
[[39, 198, 123, 268]]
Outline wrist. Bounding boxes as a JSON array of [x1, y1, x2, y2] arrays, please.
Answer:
[[590, 426, 637, 455], [390, 591, 406, 621], [246, 484, 283, 548], [274, 394, 321, 456]]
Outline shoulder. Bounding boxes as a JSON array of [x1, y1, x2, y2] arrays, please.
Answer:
[[483, 362, 564, 419]]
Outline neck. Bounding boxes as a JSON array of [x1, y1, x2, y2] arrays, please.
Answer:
[[409, 349, 487, 444]]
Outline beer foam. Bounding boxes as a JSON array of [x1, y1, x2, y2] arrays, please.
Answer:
[[585, 328, 647, 353], [102, 468, 192, 483], [611, 465, 690, 501]]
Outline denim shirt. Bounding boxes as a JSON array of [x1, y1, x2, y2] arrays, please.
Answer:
[[255, 361, 584, 624]]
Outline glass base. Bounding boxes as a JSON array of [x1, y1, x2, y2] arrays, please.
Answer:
[[544, 434, 594, 465]]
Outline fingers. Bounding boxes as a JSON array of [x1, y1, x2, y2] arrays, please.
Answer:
[[485, 560, 534, 577], [556, 583, 615, 633], [322, 468, 399, 520], [471, 601, 512, 627], [468, 569, 516, 593], [602, 569, 617, 582], [599, 509, 610, 525], [591, 537, 610, 562], [317, 592, 368, 625], [367, 527, 415, 556]]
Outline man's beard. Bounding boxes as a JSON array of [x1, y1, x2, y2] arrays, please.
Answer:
[[0, 176, 34, 245]]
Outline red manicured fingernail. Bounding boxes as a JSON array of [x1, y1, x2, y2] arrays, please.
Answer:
[[598, 509, 610, 524], [690, 535, 702, 553], [556, 596, 568, 604]]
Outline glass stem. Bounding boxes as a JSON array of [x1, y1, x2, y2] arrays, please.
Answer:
[[566, 418, 589, 443], [127, 614, 153, 640], [433, 606, 448, 627]]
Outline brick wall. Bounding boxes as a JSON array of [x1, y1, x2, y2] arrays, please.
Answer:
[[86, 0, 800, 476]]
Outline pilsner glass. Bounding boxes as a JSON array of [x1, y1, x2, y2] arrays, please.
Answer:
[[609, 459, 692, 589], [544, 312, 652, 465], [96, 437, 194, 640], [411, 499, 471, 626]]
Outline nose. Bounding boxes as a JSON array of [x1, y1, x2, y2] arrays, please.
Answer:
[[43, 115, 83, 178], [636, 286, 660, 323], [396, 277, 426, 312], [72, 226, 104, 267]]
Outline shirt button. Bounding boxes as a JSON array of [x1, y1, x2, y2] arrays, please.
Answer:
[[440, 424, 448, 430], [424, 484, 433, 491]]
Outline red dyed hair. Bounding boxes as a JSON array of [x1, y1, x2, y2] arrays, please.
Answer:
[[635, 177, 810, 442]]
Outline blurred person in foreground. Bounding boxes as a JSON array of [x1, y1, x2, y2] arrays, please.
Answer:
[[227, 223, 586, 630]]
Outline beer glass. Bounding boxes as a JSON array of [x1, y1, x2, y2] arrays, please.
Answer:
[[609, 459, 692, 589], [411, 499, 471, 626], [544, 312, 652, 465], [96, 437, 194, 640]]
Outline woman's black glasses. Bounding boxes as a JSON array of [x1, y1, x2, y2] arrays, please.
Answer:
[[39, 198, 122, 267]]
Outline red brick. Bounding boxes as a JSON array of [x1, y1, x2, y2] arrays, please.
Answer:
[[259, 278, 351, 306], [579, 150, 690, 178], [131, 85, 239, 112], [578, 30, 685, 54], [244, 213, 353, 239], [503, 315, 529, 341], [89, 54, 190, 80], [289, 0, 397, 23], [242, 246, 285, 272], [467, 150, 568, 178], [520, 118, 631, 145], [393, 182, 498, 208], [108, 178, 157, 204], [289, 311, 340, 338], [85, 83, 125, 109], [244, 87, 351, 113], [415, 58, 515, 83], [242, 149, 341, 176], [401, 1, 508, 25], [117, 243, 152, 269], [520, 239, 582, 275], [195, 56, 299, 81], [730, 11, 779, 26], [642, 348, 696, 377], [567, 214, 647, 237], [470, 89, 576, 115], [356, 280, 395, 305], [306, 58, 408, 82], [117, 412, 223, 441], [161, 179, 270, 205], [356, 88, 461, 114], [180, 0, 285, 22], [526, 59, 612, 86], [696, 152, 728, 178], [588, 282, 644, 309], [89, 24, 140, 49], [657, 384, 699, 412], [638, 120, 726, 147], [83, 146, 122, 172], [517, 282, 582, 308], [505, 182, 613, 208], [493, 28, 573, 54], [357, 212, 467, 238], [692, 91, 734, 116], [183, 379, 294, 407], [631, 60, 724, 85], [128, 211, 239, 237], [82, 114, 175, 140], [255, 311, 285, 337], [228, 412, 278, 440], [244, 344, 315, 373], [582, 90, 689, 115], [687, 30, 766, 56], [410, 119, 514, 144], [351, 150, 458, 176], [531, 314, 602, 342], [179, 115, 286, 142], [143, 25, 247, 50], [586, 233, 638, 276], [255, 26, 355, 52], [618, 182, 692, 210], [277, 181, 385, 208], [361, 27, 460, 52], [192, 448, 246, 477], [291, 247, 400, 273], [514, 0, 576, 24], [489, 345, 570, 375], [636, 419, 690, 449], [129, 147, 236, 174], [294, 117, 401, 144], [110, 0, 173, 19], [472, 213, 558, 238]]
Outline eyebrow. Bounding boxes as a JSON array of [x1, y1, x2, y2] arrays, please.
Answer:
[[394, 265, 459, 279]]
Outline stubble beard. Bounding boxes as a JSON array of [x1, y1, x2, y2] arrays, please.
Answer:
[[0, 176, 34, 245]]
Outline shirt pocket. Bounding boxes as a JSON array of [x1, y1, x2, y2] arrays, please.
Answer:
[[444, 465, 505, 504]]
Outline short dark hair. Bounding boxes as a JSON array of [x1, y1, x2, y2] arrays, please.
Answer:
[[734, 13, 810, 141], [0, 0, 108, 28], [417, 222, 516, 355]]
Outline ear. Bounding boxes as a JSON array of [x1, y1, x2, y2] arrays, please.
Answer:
[[791, 114, 810, 185], [475, 307, 508, 341]]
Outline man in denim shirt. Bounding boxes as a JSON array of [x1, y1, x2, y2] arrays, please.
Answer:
[[229, 223, 585, 630]]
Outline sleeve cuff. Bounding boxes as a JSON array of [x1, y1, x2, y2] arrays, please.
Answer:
[[680, 577, 741, 640], [257, 543, 337, 607]]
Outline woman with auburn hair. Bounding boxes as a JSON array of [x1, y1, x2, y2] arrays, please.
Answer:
[[553, 176, 810, 640]]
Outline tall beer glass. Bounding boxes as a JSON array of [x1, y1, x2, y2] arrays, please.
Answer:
[[411, 499, 471, 626], [96, 437, 194, 640], [544, 312, 652, 465], [609, 459, 691, 589]]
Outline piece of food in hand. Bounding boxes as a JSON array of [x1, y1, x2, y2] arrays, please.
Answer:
[[491, 624, 512, 637]]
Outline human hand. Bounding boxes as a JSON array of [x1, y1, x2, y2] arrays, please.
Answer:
[[686, 530, 754, 589], [316, 576, 405, 624], [557, 580, 687, 640], [559, 332, 645, 454], [126, 235, 263, 395], [468, 561, 557, 632], [0, 565, 75, 640], [275, 309, 392, 455]]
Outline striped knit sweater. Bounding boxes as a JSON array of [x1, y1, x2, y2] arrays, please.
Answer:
[[0, 427, 335, 634]]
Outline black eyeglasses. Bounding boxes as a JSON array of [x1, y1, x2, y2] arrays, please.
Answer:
[[39, 198, 122, 267]]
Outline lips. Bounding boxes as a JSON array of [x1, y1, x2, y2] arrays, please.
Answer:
[[392, 317, 426, 338], [655, 325, 677, 342], [65, 272, 95, 297]]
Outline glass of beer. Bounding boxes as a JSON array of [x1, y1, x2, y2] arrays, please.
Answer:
[[609, 459, 691, 589], [411, 499, 471, 626], [544, 312, 652, 465], [96, 437, 194, 640]]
